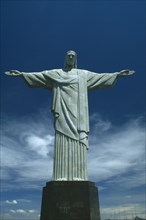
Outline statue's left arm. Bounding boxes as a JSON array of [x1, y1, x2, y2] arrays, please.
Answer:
[[87, 69, 135, 90]]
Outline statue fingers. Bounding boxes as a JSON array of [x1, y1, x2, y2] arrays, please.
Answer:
[[129, 70, 135, 75], [5, 71, 12, 75]]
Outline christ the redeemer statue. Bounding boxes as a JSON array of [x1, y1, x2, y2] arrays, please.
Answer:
[[5, 50, 135, 181]]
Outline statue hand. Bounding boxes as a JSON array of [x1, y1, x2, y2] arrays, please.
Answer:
[[119, 69, 135, 76], [5, 70, 22, 76]]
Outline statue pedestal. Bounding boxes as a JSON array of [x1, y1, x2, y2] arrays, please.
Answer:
[[40, 181, 100, 220]]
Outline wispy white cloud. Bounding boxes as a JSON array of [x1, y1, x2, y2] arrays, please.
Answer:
[[28, 209, 36, 213], [88, 114, 145, 188], [17, 199, 31, 203], [25, 134, 54, 158], [9, 209, 16, 213], [10, 209, 37, 214], [90, 113, 112, 133], [10, 209, 26, 214], [1, 209, 39, 220], [8, 209, 39, 220], [1, 111, 54, 189], [100, 203, 146, 220], [5, 200, 18, 204]]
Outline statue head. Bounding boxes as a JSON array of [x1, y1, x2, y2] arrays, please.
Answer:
[[64, 50, 77, 70]]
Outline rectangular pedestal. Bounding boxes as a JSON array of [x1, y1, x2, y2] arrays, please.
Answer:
[[40, 181, 100, 220]]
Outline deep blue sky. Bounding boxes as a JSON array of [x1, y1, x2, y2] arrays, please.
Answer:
[[1, 1, 145, 219]]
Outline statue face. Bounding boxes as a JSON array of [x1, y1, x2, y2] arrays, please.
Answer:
[[65, 51, 76, 67], [66, 53, 76, 67]]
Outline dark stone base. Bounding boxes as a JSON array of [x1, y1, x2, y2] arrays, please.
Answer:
[[40, 181, 100, 220]]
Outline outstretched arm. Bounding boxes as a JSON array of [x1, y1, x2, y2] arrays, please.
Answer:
[[87, 69, 135, 90], [5, 70, 22, 76], [117, 69, 135, 77], [5, 70, 55, 90]]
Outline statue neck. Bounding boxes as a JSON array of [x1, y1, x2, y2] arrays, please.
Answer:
[[64, 65, 74, 72]]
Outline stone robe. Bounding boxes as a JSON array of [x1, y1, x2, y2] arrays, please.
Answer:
[[22, 69, 119, 180]]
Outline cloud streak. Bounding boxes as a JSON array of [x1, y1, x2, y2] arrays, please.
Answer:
[[5, 200, 18, 204], [88, 115, 145, 188], [100, 203, 146, 220], [1, 111, 54, 190]]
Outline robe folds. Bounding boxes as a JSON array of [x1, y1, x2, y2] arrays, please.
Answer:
[[22, 69, 119, 180]]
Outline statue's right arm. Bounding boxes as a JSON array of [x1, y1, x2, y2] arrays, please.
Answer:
[[5, 70, 54, 90], [5, 70, 22, 76]]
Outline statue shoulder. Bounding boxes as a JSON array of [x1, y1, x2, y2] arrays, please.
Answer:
[[50, 68, 62, 73], [77, 69, 89, 75], [43, 69, 62, 75]]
